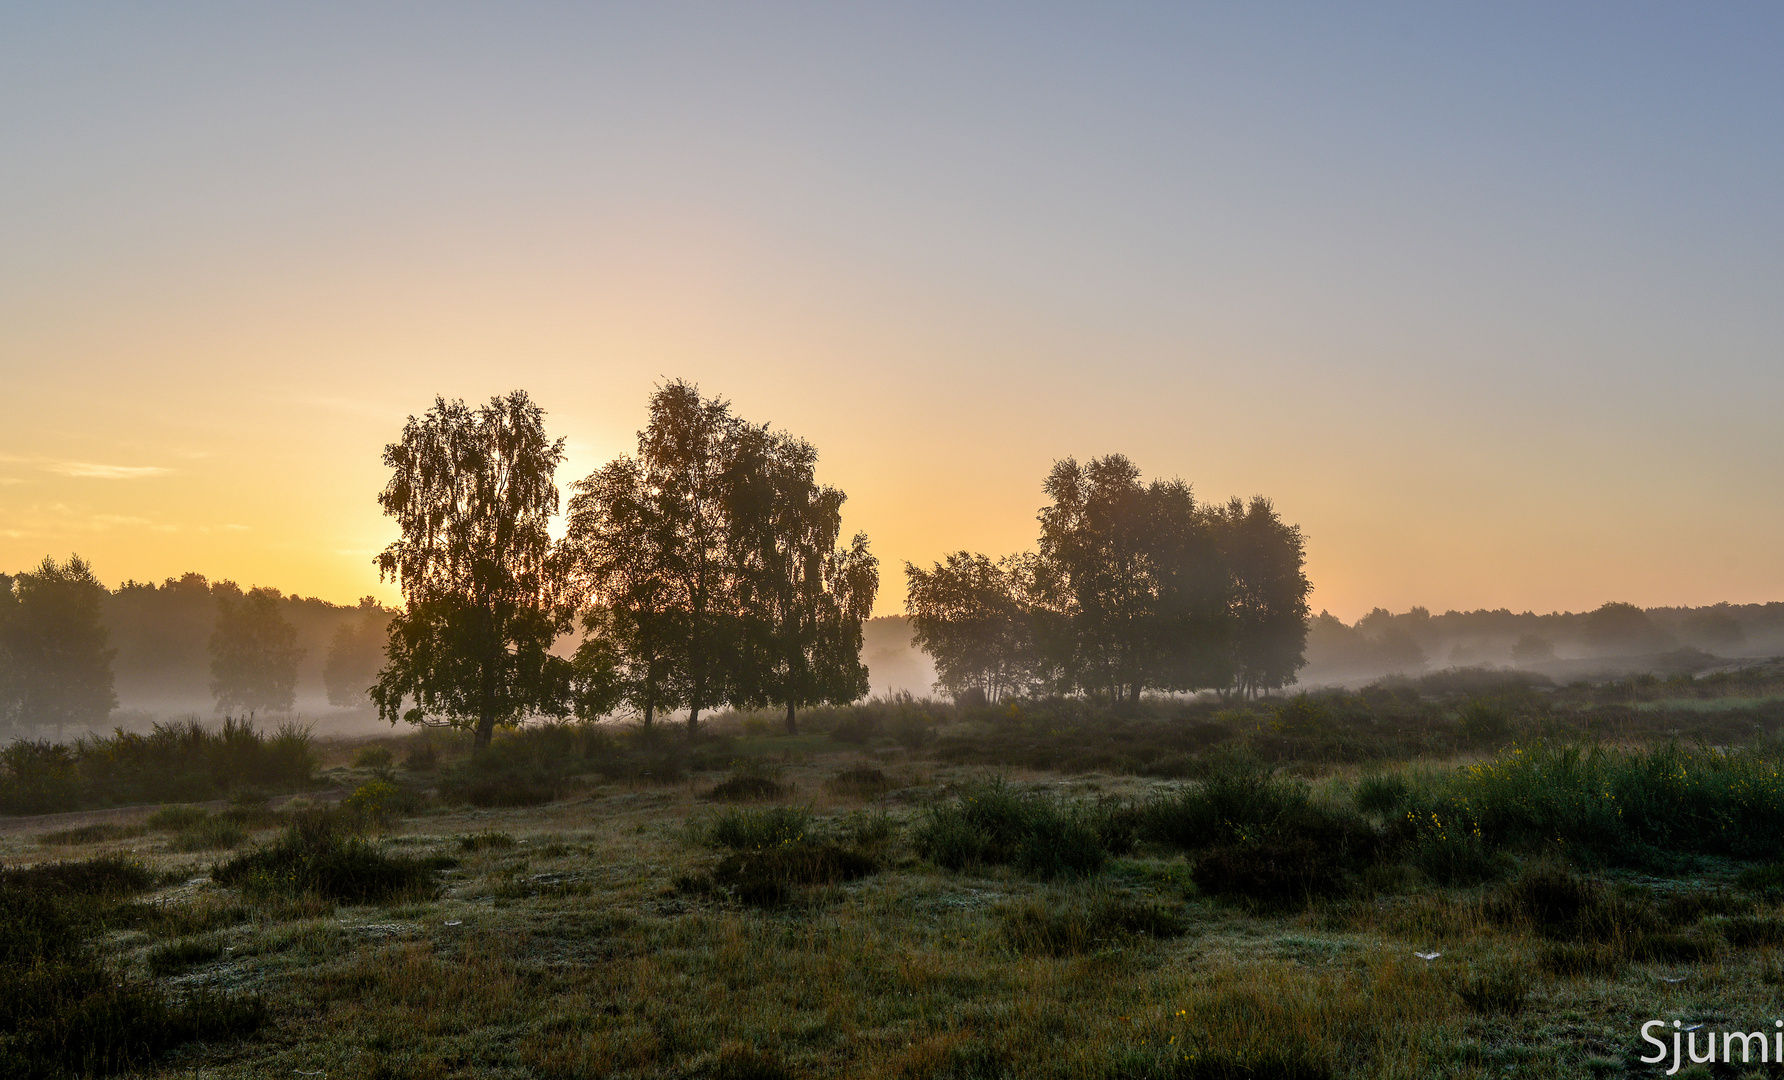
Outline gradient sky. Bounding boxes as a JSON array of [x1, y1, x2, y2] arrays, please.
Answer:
[[3, 4, 1780, 620]]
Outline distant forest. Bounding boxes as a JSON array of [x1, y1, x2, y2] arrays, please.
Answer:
[[1, 556, 1779, 740]]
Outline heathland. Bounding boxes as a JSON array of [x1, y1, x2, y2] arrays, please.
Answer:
[[7, 663, 1784, 1079]]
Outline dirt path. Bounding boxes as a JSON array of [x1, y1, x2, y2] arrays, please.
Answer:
[[0, 789, 349, 836]]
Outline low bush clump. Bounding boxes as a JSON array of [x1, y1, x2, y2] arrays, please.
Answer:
[[212, 811, 440, 903], [1487, 859, 1655, 943], [995, 893, 1188, 956], [0, 855, 264, 1078], [1403, 741, 1784, 868], [826, 765, 893, 798], [706, 806, 812, 851], [168, 817, 250, 852], [0, 718, 314, 814], [706, 773, 787, 802], [1456, 967, 1529, 1015], [1737, 862, 1784, 898], [1191, 840, 1345, 908], [704, 843, 879, 907], [145, 935, 229, 977], [1715, 915, 1784, 948], [146, 805, 212, 832], [914, 778, 1118, 879], [37, 823, 146, 846]]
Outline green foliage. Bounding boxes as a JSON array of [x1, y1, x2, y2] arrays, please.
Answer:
[[706, 773, 787, 801], [914, 778, 1118, 879], [457, 830, 518, 852], [1456, 967, 1529, 1015], [1400, 741, 1784, 866], [209, 585, 303, 714], [1191, 841, 1346, 907], [0, 555, 116, 735], [826, 764, 893, 797], [0, 718, 314, 814], [703, 843, 879, 907], [995, 892, 1188, 956], [705, 806, 813, 851], [0, 855, 262, 1078], [167, 816, 249, 852], [144, 935, 228, 977], [373, 391, 575, 749], [38, 822, 145, 846], [1737, 862, 1784, 898], [212, 811, 437, 903]]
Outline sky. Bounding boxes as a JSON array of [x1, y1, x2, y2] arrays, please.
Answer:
[[2, 3, 1780, 621]]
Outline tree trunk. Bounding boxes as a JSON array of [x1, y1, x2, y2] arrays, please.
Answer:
[[474, 711, 494, 752], [785, 700, 798, 736]]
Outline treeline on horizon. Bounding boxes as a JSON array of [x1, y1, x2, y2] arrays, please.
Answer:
[[3, 376, 1782, 740]]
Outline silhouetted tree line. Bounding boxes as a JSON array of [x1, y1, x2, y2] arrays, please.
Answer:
[[372, 383, 879, 748], [905, 454, 1312, 704]]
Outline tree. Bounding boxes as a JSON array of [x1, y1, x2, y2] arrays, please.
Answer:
[[727, 427, 878, 733], [564, 454, 686, 726], [1583, 601, 1670, 655], [1033, 456, 1227, 704], [905, 552, 1037, 704], [210, 584, 304, 713], [567, 383, 879, 733], [1211, 496, 1311, 697], [372, 391, 574, 750], [640, 381, 743, 731], [1, 556, 116, 733], [323, 597, 391, 708]]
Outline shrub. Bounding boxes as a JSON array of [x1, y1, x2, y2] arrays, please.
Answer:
[[0, 855, 263, 1078], [1487, 860, 1654, 943], [0, 855, 156, 898], [705, 843, 878, 907], [914, 779, 1113, 879], [146, 806, 212, 832], [1353, 773, 1411, 816], [706, 774, 787, 802], [706, 806, 813, 851], [1, 719, 314, 814], [1737, 863, 1784, 898], [1716, 916, 1784, 948], [995, 893, 1188, 956], [145, 935, 228, 977], [1140, 754, 1309, 849], [826, 765, 893, 798], [1456, 967, 1529, 1015], [212, 812, 437, 903], [37, 823, 145, 846], [168, 818, 249, 852], [1191, 841, 1345, 908], [353, 745, 395, 772]]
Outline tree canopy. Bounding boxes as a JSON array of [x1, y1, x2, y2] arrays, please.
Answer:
[[209, 584, 304, 713], [907, 456, 1310, 705], [372, 391, 574, 749], [0, 555, 117, 733], [564, 381, 878, 732]]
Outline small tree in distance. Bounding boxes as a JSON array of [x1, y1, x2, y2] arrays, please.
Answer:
[[373, 391, 575, 751], [210, 585, 304, 714], [0, 555, 116, 735], [323, 597, 392, 708]]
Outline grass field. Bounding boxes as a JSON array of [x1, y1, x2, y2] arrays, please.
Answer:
[[8, 691, 1784, 1079]]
